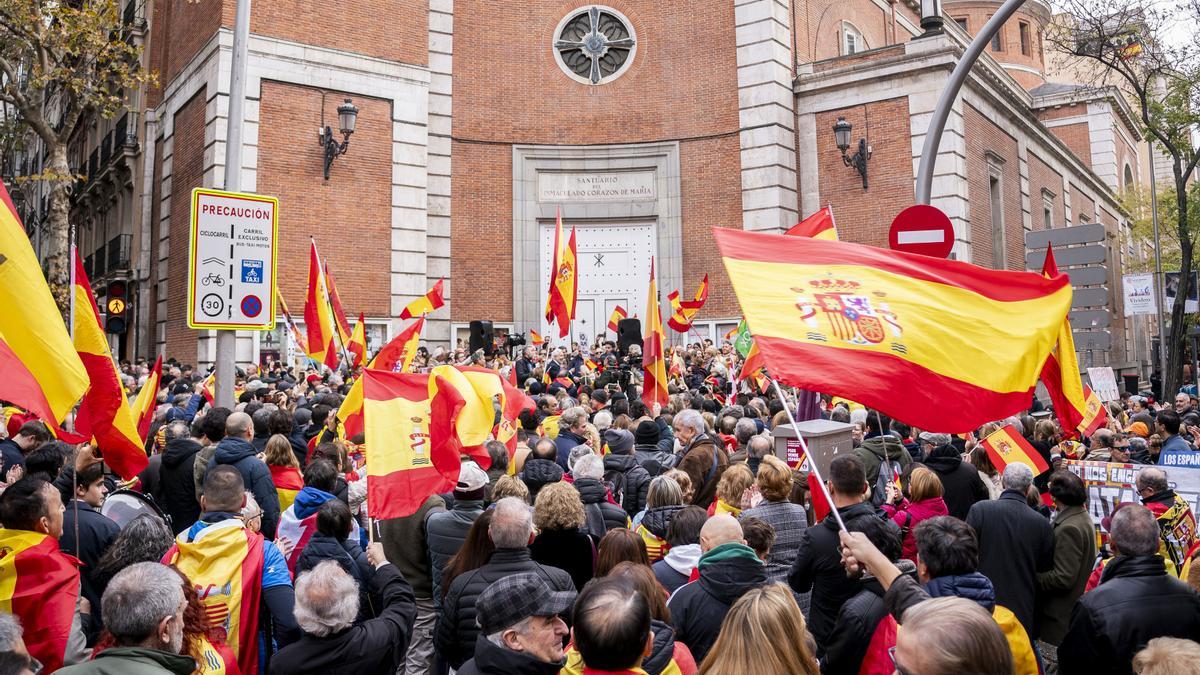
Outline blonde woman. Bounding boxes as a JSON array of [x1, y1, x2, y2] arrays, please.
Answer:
[[529, 482, 595, 590], [634, 476, 686, 563], [264, 434, 303, 512], [663, 468, 694, 504], [709, 463, 755, 517], [698, 584, 819, 675]]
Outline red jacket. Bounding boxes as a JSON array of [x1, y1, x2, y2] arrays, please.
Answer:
[[882, 497, 949, 562]]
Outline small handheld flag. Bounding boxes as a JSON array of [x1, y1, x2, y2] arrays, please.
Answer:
[[786, 206, 838, 240], [607, 306, 628, 334], [400, 279, 445, 320], [530, 329, 544, 345], [981, 424, 1050, 475]]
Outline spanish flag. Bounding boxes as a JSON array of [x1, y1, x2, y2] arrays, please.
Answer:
[[498, 374, 534, 457], [786, 206, 838, 240], [324, 262, 355, 344], [667, 275, 710, 333], [270, 464, 304, 512], [1038, 245, 1087, 436], [337, 316, 424, 440], [530, 329, 544, 346], [1078, 386, 1109, 437], [538, 414, 561, 439], [346, 313, 367, 369], [72, 252, 150, 479], [165, 523, 264, 675], [304, 240, 339, 369], [981, 423, 1050, 475], [431, 364, 499, 468], [202, 372, 216, 405], [0, 530, 80, 673], [0, 182, 89, 434], [364, 371, 464, 518], [545, 208, 578, 338], [130, 354, 163, 442], [608, 305, 628, 334], [399, 279, 445, 320], [643, 258, 669, 410], [276, 288, 309, 354], [715, 228, 1071, 433]]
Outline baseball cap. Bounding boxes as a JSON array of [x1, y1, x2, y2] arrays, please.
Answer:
[[475, 573, 577, 635], [918, 431, 951, 446], [456, 462, 489, 492]]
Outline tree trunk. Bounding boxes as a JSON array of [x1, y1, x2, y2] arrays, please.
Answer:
[[1163, 160, 1194, 398], [44, 143, 73, 323]]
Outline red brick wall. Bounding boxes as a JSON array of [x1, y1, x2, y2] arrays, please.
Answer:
[[1071, 184, 1096, 224], [147, 0, 227, 96], [449, 141, 513, 323], [1047, 122, 1092, 170], [963, 103, 1021, 269], [794, 0, 920, 63], [255, 81, 393, 319], [680, 135, 743, 319], [943, 2, 1046, 89], [251, 0, 427, 66], [1035, 104, 1084, 121], [815, 97, 914, 249], [1027, 151, 1064, 230], [164, 90, 207, 362]]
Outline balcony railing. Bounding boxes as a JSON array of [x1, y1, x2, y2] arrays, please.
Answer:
[[106, 233, 132, 272]]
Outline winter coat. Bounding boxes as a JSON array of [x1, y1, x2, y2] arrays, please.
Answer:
[[634, 443, 678, 476], [922, 448, 990, 520], [296, 533, 376, 620], [822, 562, 917, 675], [207, 436, 281, 538], [602, 453, 652, 516], [637, 505, 684, 563], [677, 434, 727, 508], [1037, 505, 1098, 645], [574, 477, 629, 537], [789, 501, 894, 647], [854, 435, 912, 490], [966, 489, 1054, 639], [59, 500, 120, 617], [530, 527, 596, 591], [740, 499, 809, 584], [425, 499, 484, 601], [268, 563, 417, 675], [655, 543, 700, 594], [520, 458, 564, 502], [667, 542, 768, 664], [158, 437, 203, 534], [1058, 555, 1200, 675], [379, 494, 444, 600], [554, 429, 589, 469], [561, 619, 696, 675], [434, 547, 574, 669], [456, 635, 565, 675], [57, 647, 195, 675], [882, 496, 949, 562]]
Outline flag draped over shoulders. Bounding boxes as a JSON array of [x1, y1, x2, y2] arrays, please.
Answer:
[[0, 529, 79, 673]]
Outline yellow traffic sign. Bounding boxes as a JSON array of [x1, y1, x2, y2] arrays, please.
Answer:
[[106, 297, 126, 314]]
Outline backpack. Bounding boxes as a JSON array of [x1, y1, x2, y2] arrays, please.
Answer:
[[871, 458, 896, 507], [602, 466, 628, 508]]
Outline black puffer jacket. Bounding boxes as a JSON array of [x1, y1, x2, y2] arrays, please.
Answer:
[[923, 446, 989, 520], [643, 619, 686, 675], [295, 533, 376, 621], [158, 437, 203, 534], [1058, 555, 1200, 675], [640, 505, 684, 540], [520, 458, 564, 502], [434, 547, 574, 669], [822, 562, 917, 674], [602, 453, 652, 516], [425, 499, 484, 602], [574, 477, 629, 537], [456, 634, 564, 675], [667, 543, 768, 664]]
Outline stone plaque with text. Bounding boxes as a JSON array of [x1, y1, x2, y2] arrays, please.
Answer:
[[538, 171, 656, 202]]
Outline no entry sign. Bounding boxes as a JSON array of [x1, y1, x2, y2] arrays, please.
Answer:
[[889, 205, 954, 258]]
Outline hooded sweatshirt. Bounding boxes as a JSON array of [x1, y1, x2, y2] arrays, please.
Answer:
[[277, 486, 361, 570], [667, 542, 767, 663], [654, 543, 701, 593]]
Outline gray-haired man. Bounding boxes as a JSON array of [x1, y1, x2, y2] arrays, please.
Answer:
[[456, 574, 575, 675]]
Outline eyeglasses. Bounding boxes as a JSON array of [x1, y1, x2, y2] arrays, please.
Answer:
[[888, 647, 913, 675]]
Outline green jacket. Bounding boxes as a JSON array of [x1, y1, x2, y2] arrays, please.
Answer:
[[57, 647, 195, 675], [854, 435, 912, 487], [1037, 505, 1098, 645]]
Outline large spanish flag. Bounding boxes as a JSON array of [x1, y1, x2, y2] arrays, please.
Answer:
[[1038, 245, 1087, 436], [545, 208, 578, 338], [304, 240, 339, 369], [72, 252, 150, 479], [0, 182, 89, 433], [981, 424, 1050, 475], [399, 279, 445, 320], [0, 530, 80, 673], [430, 364, 498, 468], [786, 206, 838, 240], [642, 258, 669, 410], [715, 229, 1072, 432], [130, 355, 163, 442], [364, 371, 464, 518]]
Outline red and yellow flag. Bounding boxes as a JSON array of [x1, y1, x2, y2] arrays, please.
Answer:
[[165, 523, 264, 675], [545, 208, 578, 338], [347, 313, 367, 369], [337, 316, 425, 440], [399, 279, 445, 320], [667, 275, 710, 333], [607, 305, 628, 334], [276, 288, 308, 354], [0, 182, 89, 435], [715, 228, 1072, 433], [499, 374, 534, 458], [1078, 386, 1109, 437], [431, 364, 498, 468], [1038, 245, 1087, 437], [364, 371, 464, 518], [130, 355, 163, 442], [270, 464, 304, 512], [72, 252, 149, 479], [530, 329, 544, 345], [324, 262, 354, 344], [201, 372, 216, 405], [981, 424, 1050, 475], [643, 258, 669, 410], [304, 241, 339, 369], [786, 206, 838, 240], [0, 530, 80, 673]]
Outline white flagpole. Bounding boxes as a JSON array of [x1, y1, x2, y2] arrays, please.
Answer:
[[770, 377, 847, 532]]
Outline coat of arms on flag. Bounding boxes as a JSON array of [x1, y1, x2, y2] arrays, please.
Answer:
[[795, 278, 903, 349]]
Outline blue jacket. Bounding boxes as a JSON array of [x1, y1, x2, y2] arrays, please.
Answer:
[[924, 572, 996, 610], [554, 430, 588, 470], [289, 486, 364, 546], [208, 437, 281, 539]]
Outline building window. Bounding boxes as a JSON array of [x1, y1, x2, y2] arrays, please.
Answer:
[[842, 23, 865, 55], [1019, 22, 1031, 55], [990, 20, 1003, 51], [990, 173, 1005, 269], [954, 17, 968, 31], [1080, 213, 1090, 224], [1124, 164, 1134, 190], [553, 6, 637, 85], [1042, 190, 1055, 229]]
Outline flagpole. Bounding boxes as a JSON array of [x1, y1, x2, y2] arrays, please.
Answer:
[[311, 237, 354, 372], [770, 377, 847, 533]]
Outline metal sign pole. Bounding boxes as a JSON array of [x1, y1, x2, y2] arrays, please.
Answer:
[[214, 0, 252, 406], [1148, 149, 1168, 382]]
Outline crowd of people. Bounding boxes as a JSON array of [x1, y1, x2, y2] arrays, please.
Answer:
[[1, 337, 1200, 674]]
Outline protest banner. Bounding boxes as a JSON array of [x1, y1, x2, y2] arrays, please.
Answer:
[[1064, 459, 1200, 536]]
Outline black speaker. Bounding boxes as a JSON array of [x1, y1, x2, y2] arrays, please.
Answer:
[[1123, 373, 1141, 396], [617, 318, 642, 356], [469, 320, 495, 356]]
